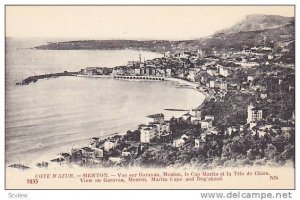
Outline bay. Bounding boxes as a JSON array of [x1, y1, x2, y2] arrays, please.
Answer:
[[5, 38, 205, 165]]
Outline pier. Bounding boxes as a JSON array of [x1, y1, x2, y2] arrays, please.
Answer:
[[164, 109, 190, 111], [16, 71, 79, 85]]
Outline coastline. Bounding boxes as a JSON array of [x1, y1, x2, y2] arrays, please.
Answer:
[[10, 40, 294, 171], [75, 74, 210, 97], [8, 74, 208, 169], [75, 74, 211, 114]]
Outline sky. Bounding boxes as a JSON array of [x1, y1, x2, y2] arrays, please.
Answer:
[[6, 6, 295, 40]]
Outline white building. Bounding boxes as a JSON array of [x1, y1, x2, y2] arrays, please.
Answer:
[[201, 119, 213, 129], [121, 151, 131, 157], [181, 134, 189, 140], [204, 115, 215, 121], [227, 126, 238, 135], [220, 82, 228, 91], [91, 148, 104, 158], [179, 52, 190, 59], [249, 122, 257, 130], [235, 62, 259, 68], [207, 69, 217, 76], [209, 80, 215, 88], [164, 51, 171, 58], [108, 157, 122, 163], [260, 93, 268, 99], [247, 76, 254, 82], [187, 68, 199, 82], [197, 49, 204, 57], [268, 54, 274, 60], [191, 116, 202, 125], [140, 126, 157, 143], [154, 122, 170, 135], [261, 47, 272, 52], [166, 68, 172, 77], [173, 138, 185, 148], [247, 103, 263, 124], [218, 65, 230, 77], [134, 68, 141, 75], [104, 141, 117, 151], [195, 138, 205, 148]]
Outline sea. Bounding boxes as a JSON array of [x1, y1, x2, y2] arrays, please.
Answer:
[[5, 38, 205, 166]]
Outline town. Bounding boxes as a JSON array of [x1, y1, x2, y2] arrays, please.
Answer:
[[15, 43, 293, 170]]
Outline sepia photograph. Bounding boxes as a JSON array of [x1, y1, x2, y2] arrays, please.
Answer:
[[5, 5, 295, 189]]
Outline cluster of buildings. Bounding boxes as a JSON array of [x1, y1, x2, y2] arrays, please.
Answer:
[[49, 134, 134, 165], [79, 50, 205, 82], [140, 113, 171, 143], [139, 111, 218, 149], [78, 44, 292, 94], [46, 43, 294, 168]]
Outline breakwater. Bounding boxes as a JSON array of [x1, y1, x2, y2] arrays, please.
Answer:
[[16, 71, 79, 85]]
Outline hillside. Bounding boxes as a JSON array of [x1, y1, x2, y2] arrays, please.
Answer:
[[203, 20, 295, 52], [216, 14, 293, 34]]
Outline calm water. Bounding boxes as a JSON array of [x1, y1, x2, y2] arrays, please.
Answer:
[[5, 38, 205, 165]]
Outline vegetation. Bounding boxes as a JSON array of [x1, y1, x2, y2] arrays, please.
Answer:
[[121, 120, 295, 169]]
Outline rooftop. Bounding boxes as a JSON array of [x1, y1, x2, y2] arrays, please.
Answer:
[[147, 113, 164, 119], [81, 147, 94, 152]]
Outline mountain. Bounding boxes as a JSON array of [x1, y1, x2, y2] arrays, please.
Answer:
[[203, 20, 295, 52], [216, 14, 293, 35]]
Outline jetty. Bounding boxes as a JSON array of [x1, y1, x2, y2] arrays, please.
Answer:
[[8, 164, 30, 170], [16, 71, 79, 85], [164, 109, 190, 111]]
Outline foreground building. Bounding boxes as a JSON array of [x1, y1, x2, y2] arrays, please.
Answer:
[[140, 125, 157, 143]]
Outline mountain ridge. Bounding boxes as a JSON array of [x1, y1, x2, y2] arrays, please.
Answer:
[[34, 14, 294, 53], [215, 14, 293, 35]]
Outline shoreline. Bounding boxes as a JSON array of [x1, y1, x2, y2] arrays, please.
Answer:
[[75, 74, 210, 96], [75, 74, 211, 112], [8, 74, 209, 169]]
